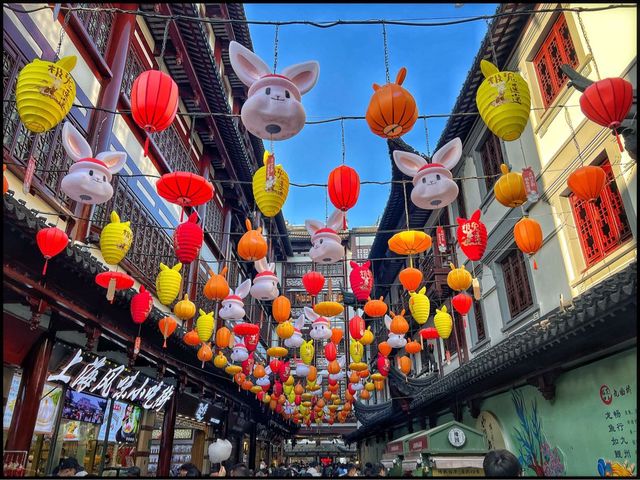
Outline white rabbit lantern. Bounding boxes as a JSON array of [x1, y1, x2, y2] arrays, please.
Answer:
[[230, 336, 249, 363], [305, 209, 346, 264], [384, 314, 407, 349], [219, 279, 251, 321], [284, 314, 305, 349], [393, 137, 463, 210], [229, 41, 320, 141], [60, 121, 127, 204], [295, 359, 310, 378], [305, 307, 333, 341], [250, 258, 279, 301]]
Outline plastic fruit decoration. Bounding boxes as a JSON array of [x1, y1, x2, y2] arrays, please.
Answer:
[[36, 226, 68, 275], [130, 286, 153, 325], [195, 309, 215, 343], [330, 328, 344, 345], [366, 67, 418, 138], [452, 292, 473, 317], [408, 287, 430, 325], [398, 356, 412, 375], [95, 271, 134, 303], [229, 40, 319, 141], [514, 217, 543, 268], [325, 342, 337, 362], [214, 352, 228, 369], [174, 294, 196, 321], [300, 340, 315, 365], [204, 266, 230, 301], [494, 164, 526, 208], [173, 212, 204, 264], [252, 150, 290, 217], [272, 295, 291, 323], [219, 279, 251, 321], [377, 354, 390, 377], [360, 327, 374, 346], [238, 218, 268, 261], [60, 122, 127, 205], [276, 321, 294, 340], [250, 258, 279, 301], [131, 70, 179, 156], [567, 166, 607, 202], [305, 209, 346, 264], [302, 271, 325, 296], [158, 316, 177, 348], [457, 209, 488, 261], [388, 231, 432, 255], [99, 211, 133, 265], [447, 263, 472, 292], [349, 315, 365, 340], [406, 340, 422, 355], [399, 267, 422, 292], [328, 165, 360, 228], [476, 59, 531, 142], [393, 137, 463, 209], [579, 77, 633, 151], [155, 262, 182, 306], [215, 326, 232, 349], [16, 56, 77, 133], [349, 260, 373, 302], [434, 305, 453, 339], [197, 343, 213, 364], [420, 327, 440, 340], [183, 330, 201, 347], [378, 341, 392, 357]]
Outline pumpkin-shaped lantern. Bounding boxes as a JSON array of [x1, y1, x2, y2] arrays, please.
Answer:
[[389, 310, 409, 334], [447, 263, 472, 292], [434, 305, 453, 339], [130, 286, 153, 325], [349, 260, 373, 302], [197, 343, 213, 364], [156, 262, 182, 305], [215, 326, 232, 349], [457, 209, 488, 261], [36, 226, 69, 275], [276, 321, 295, 340], [253, 151, 290, 217], [99, 211, 133, 265], [364, 297, 387, 318], [16, 56, 77, 133], [195, 309, 215, 343], [214, 352, 228, 369], [378, 341, 392, 357], [494, 164, 526, 208], [328, 165, 360, 227], [567, 165, 607, 202], [272, 295, 291, 323], [204, 266, 229, 301], [398, 356, 412, 375], [513, 217, 543, 268], [408, 286, 430, 325], [131, 70, 179, 156], [399, 267, 422, 292], [405, 340, 422, 355], [302, 271, 325, 297], [388, 230, 432, 256], [183, 329, 201, 347], [174, 294, 196, 321], [476, 60, 531, 142], [173, 212, 203, 264], [158, 316, 177, 348], [366, 67, 418, 138], [238, 218, 268, 261]]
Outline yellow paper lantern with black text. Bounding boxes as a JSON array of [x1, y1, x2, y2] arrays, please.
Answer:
[[252, 151, 289, 217], [99, 211, 133, 265]]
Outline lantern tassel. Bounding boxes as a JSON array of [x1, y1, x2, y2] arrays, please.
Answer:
[[107, 277, 116, 302], [613, 127, 624, 152], [144, 136, 150, 157], [533, 256, 538, 270], [463, 315, 467, 329], [42, 258, 49, 276], [163, 338, 167, 348]]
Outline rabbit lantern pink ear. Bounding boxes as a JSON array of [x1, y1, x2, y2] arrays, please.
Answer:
[[229, 41, 272, 87], [281, 61, 320, 95], [96, 151, 127, 175], [432, 137, 462, 171], [62, 121, 92, 162]]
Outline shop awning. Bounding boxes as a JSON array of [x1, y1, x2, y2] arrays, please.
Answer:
[[380, 453, 397, 469], [431, 455, 485, 469], [402, 453, 422, 471]]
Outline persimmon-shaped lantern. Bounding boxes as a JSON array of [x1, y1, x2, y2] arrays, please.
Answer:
[[579, 77, 633, 151], [328, 165, 360, 227], [408, 287, 430, 325], [389, 310, 409, 334], [183, 329, 201, 347], [447, 263, 472, 292], [158, 316, 177, 348], [272, 295, 291, 323], [360, 327, 374, 346], [197, 343, 213, 364], [327, 360, 340, 375], [238, 219, 268, 261], [364, 297, 387, 318], [253, 151, 290, 217], [174, 294, 196, 321], [434, 306, 453, 339], [95, 271, 134, 303], [130, 286, 153, 324], [276, 321, 294, 340], [215, 326, 232, 349], [302, 271, 325, 296], [567, 165, 607, 202], [173, 212, 203, 264], [388, 230, 432, 255], [349, 260, 373, 302], [325, 342, 337, 362], [330, 328, 343, 345], [204, 266, 230, 301], [366, 68, 418, 138], [349, 315, 366, 340], [131, 70, 179, 156], [457, 209, 487, 261], [494, 164, 526, 208], [398, 356, 412, 375], [452, 292, 473, 317], [405, 340, 422, 355], [156, 262, 182, 306], [100, 211, 133, 265], [514, 217, 543, 268], [36, 226, 68, 275], [476, 60, 531, 142], [378, 341, 392, 357], [399, 267, 423, 292], [196, 309, 215, 343], [214, 352, 228, 368]]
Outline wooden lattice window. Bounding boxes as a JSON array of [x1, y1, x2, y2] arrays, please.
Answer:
[[481, 133, 503, 192], [533, 14, 579, 108], [570, 159, 632, 269], [74, 3, 114, 58], [473, 300, 486, 343], [501, 249, 534, 318]]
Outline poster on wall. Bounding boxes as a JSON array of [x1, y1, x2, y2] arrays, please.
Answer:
[[98, 401, 142, 443], [62, 389, 108, 424], [63, 420, 81, 441], [3, 375, 62, 435]]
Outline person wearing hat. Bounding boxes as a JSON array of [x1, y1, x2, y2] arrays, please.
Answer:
[[56, 457, 88, 477]]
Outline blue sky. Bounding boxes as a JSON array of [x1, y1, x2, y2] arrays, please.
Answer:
[[244, 3, 498, 227]]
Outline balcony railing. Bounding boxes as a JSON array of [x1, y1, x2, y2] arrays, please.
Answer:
[[74, 3, 114, 58], [203, 199, 225, 251]]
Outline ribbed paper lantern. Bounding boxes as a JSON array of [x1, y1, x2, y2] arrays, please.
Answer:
[[99, 211, 133, 265], [408, 286, 430, 325], [360, 327, 374, 346], [567, 165, 607, 202], [389, 310, 409, 334], [158, 316, 177, 348], [364, 297, 387, 317], [349, 260, 373, 302], [155, 262, 182, 306], [174, 294, 196, 321], [95, 271, 134, 303], [514, 217, 543, 268], [253, 151, 290, 217], [130, 286, 153, 324], [434, 306, 453, 339], [215, 326, 232, 349], [419, 327, 440, 340], [156, 172, 214, 210], [476, 60, 531, 142], [399, 267, 423, 292], [366, 68, 418, 138], [388, 230, 432, 255], [349, 315, 366, 340], [452, 292, 473, 316], [195, 309, 215, 343], [328, 165, 360, 227], [494, 164, 526, 208], [272, 295, 291, 323], [238, 219, 268, 261], [447, 263, 472, 292], [173, 212, 203, 264], [302, 271, 325, 296], [36, 226, 68, 275], [325, 342, 337, 362], [131, 70, 179, 156]]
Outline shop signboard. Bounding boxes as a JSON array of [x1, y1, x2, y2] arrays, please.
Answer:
[[3, 376, 62, 435], [47, 348, 175, 411]]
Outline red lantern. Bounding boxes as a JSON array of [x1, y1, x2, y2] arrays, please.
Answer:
[[173, 212, 203, 264], [130, 286, 153, 324], [324, 342, 337, 362], [95, 271, 134, 303], [244, 332, 260, 353], [270, 359, 283, 373], [328, 165, 360, 229], [279, 361, 291, 382], [347, 384, 356, 395], [242, 354, 255, 376], [328, 378, 338, 386], [36, 227, 68, 275], [234, 323, 260, 337], [273, 381, 283, 397], [349, 260, 373, 302], [579, 77, 633, 151], [349, 315, 365, 340], [377, 353, 390, 377], [302, 271, 325, 296], [156, 172, 214, 221], [452, 292, 473, 316], [456, 209, 487, 261], [420, 327, 440, 340], [131, 70, 179, 157]]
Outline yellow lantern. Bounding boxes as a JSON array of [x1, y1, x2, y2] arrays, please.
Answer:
[[300, 340, 314, 365], [494, 164, 527, 208], [156, 262, 182, 306], [314, 301, 344, 317], [364, 382, 375, 392], [251, 385, 263, 394], [360, 327, 374, 346], [16, 56, 77, 133], [276, 321, 294, 339], [350, 339, 364, 363], [225, 365, 242, 375], [371, 373, 385, 382], [214, 352, 228, 369], [99, 211, 133, 265], [267, 346, 288, 358], [408, 286, 430, 325], [388, 230, 432, 255], [252, 150, 290, 217], [476, 59, 531, 142], [195, 309, 215, 343], [434, 305, 453, 339], [447, 263, 472, 292], [174, 294, 196, 321], [349, 362, 368, 372]]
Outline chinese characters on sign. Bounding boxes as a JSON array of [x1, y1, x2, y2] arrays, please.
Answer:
[[522, 167, 539, 203], [598, 383, 637, 464]]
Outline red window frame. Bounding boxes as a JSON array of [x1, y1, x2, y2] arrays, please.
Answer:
[[569, 159, 632, 269], [481, 132, 503, 192], [501, 249, 534, 319], [533, 14, 579, 108]]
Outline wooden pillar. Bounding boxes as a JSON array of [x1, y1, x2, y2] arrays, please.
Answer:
[[248, 422, 257, 470], [157, 391, 178, 476], [191, 430, 205, 472], [5, 333, 54, 451], [135, 409, 156, 476]]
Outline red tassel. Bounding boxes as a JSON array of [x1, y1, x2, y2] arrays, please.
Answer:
[[163, 338, 167, 348], [144, 136, 150, 157], [42, 258, 49, 276], [533, 258, 538, 270], [343, 214, 347, 231], [614, 128, 624, 152]]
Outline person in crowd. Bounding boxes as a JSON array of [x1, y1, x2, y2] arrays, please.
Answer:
[[230, 463, 250, 477], [483, 449, 522, 477], [56, 457, 88, 477], [306, 461, 322, 477], [122, 466, 140, 477], [345, 463, 358, 477], [209, 464, 226, 477], [375, 463, 387, 477], [177, 462, 200, 477]]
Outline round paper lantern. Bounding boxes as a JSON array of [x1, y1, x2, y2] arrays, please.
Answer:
[[349, 260, 373, 302], [183, 329, 201, 347], [158, 316, 177, 348], [238, 219, 268, 261], [366, 67, 418, 138], [225, 365, 242, 375], [267, 346, 288, 358], [276, 321, 294, 340], [408, 287, 430, 325], [131, 70, 179, 156], [388, 230, 432, 255], [324, 342, 337, 362], [233, 322, 259, 337], [420, 327, 440, 340], [95, 271, 134, 302], [314, 301, 344, 317], [215, 326, 232, 349], [476, 60, 531, 142], [196, 309, 215, 343], [399, 267, 422, 292], [302, 271, 325, 296], [197, 343, 213, 363], [253, 151, 290, 217], [173, 212, 203, 264], [204, 266, 230, 301], [378, 353, 390, 377], [156, 172, 214, 210], [579, 77, 633, 151], [99, 211, 133, 265], [36, 226, 68, 275], [494, 164, 526, 208], [378, 342, 392, 358], [214, 352, 228, 369], [434, 305, 453, 339], [447, 263, 472, 292], [389, 311, 409, 335], [328, 165, 360, 223], [174, 294, 196, 321], [567, 165, 607, 202], [398, 356, 412, 375], [360, 327, 374, 346], [155, 262, 182, 306], [452, 292, 473, 317], [364, 297, 387, 318], [349, 315, 365, 340], [330, 328, 343, 345], [130, 286, 153, 325], [272, 295, 291, 323], [405, 340, 422, 355], [457, 209, 487, 261], [514, 217, 543, 263], [16, 56, 77, 133]]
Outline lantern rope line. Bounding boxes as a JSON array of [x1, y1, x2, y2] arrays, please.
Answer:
[[273, 24, 280, 74], [159, 18, 172, 61], [576, 11, 601, 81], [564, 106, 585, 166], [54, 9, 72, 60], [518, 137, 529, 168], [485, 18, 499, 67], [381, 22, 391, 84], [423, 117, 431, 157], [340, 118, 346, 165]]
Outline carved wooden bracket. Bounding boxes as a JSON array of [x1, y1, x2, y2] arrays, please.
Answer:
[[527, 369, 562, 401], [28, 298, 49, 331]]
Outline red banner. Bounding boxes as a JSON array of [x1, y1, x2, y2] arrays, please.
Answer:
[[436, 226, 447, 253], [23, 156, 36, 195], [522, 166, 539, 203], [265, 152, 275, 192]]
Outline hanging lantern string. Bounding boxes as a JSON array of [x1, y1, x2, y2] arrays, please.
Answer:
[[188, 117, 196, 152], [576, 12, 601, 81], [54, 9, 73, 59], [518, 137, 529, 168], [159, 18, 171, 61], [340, 118, 346, 165], [273, 24, 280, 73], [564, 106, 585, 166], [485, 18, 499, 66], [381, 22, 391, 84]]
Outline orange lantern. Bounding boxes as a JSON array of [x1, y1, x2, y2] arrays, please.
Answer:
[[374, 379, 385, 391], [360, 390, 371, 401], [389, 310, 409, 334], [330, 328, 344, 345], [398, 356, 411, 375], [323, 391, 332, 401], [183, 330, 201, 347], [307, 365, 317, 382], [204, 266, 230, 301], [328, 383, 339, 393], [241, 380, 253, 391], [388, 230, 432, 256], [238, 219, 267, 261], [366, 67, 418, 138], [158, 316, 177, 348], [197, 343, 213, 363], [514, 217, 543, 269], [358, 369, 370, 378], [399, 267, 423, 292], [405, 340, 422, 355], [345, 391, 354, 402], [349, 372, 359, 384], [253, 364, 266, 378], [364, 296, 387, 317], [447, 263, 472, 292], [215, 326, 232, 349], [378, 341, 392, 357], [234, 372, 246, 384], [328, 360, 341, 375], [294, 383, 304, 396], [567, 165, 607, 202], [272, 295, 291, 323]]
